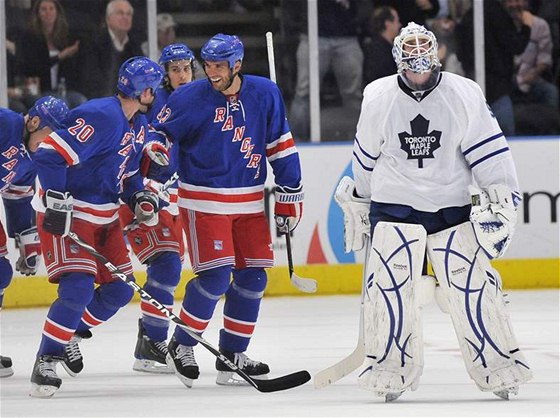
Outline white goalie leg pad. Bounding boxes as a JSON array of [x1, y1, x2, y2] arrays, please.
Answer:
[[426, 222, 532, 395], [358, 222, 427, 399]]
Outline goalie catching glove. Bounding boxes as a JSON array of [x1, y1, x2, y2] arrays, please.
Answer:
[[140, 141, 170, 178], [14, 227, 41, 276], [129, 189, 160, 228], [274, 184, 304, 233], [469, 184, 520, 259], [334, 176, 370, 253], [42, 189, 73, 237]]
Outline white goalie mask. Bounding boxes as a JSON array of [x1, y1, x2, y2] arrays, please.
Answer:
[[392, 22, 441, 92]]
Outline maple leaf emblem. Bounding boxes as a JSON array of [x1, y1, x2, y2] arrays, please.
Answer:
[[398, 114, 442, 168]]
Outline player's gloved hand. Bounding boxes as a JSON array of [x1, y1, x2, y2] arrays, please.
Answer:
[[469, 184, 520, 259], [130, 189, 159, 227], [145, 179, 170, 204], [43, 189, 73, 237], [334, 176, 370, 253], [274, 184, 304, 233], [140, 141, 169, 178], [14, 226, 41, 276]]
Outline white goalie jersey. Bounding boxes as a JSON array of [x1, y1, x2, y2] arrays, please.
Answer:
[[352, 72, 520, 212]]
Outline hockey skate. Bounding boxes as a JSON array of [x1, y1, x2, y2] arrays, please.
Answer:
[[166, 336, 199, 388], [30, 355, 63, 398], [62, 329, 92, 377], [0, 355, 14, 378], [133, 319, 173, 374], [215, 349, 270, 386]]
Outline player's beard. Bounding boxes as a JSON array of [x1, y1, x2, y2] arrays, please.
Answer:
[[138, 97, 154, 114], [211, 69, 237, 92]]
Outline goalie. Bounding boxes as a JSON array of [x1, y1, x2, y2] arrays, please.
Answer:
[[335, 22, 532, 402]]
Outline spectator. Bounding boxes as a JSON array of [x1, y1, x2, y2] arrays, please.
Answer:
[[377, 0, 440, 27], [79, 0, 143, 98], [141, 13, 176, 57], [362, 6, 401, 85], [18, 0, 86, 108], [456, 0, 531, 136], [288, 0, 372, 141], [141, 13, 205, 80], [506, 0, 558, 109]]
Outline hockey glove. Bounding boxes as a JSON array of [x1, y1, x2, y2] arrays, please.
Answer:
[[43, 190, 73, 237], [130, 189, 159, 227], [145, 179, 171, 204], [334, 176, 370, 253], [140, 141, 169, 179], [469, 184, 520, 259], [274, 184, 304, 233], [14, 226, 41, 276]]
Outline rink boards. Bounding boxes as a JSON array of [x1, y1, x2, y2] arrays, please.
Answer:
[[2, 136, 558, 308]]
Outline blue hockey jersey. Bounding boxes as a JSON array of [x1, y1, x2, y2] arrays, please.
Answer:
[[32, 97, 145, 224], [0, 108, 38, 236], [150, 75, 302, 214]]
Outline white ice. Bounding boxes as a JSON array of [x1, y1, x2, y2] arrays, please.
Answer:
[[1, 290, 558, 417]]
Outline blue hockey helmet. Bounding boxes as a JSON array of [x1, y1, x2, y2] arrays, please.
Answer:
[[117, 56, 164, 98], [28, 96, 69, 130], [200, 33, 244, 69], [159, 43, 194, 66]]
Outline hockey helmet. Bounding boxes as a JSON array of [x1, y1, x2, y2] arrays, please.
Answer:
[[28, 96, 69, 130], [200, 33, 244, 69], [117, 56, 164, 98], [392, 23, 441, 91], [159, 43, 194, 66]]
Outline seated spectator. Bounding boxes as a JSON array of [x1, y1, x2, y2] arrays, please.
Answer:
[[18, 0, 86, 108], [142, 13, 176, 57], [362, 6, 401, 85], [506, 0, 558, 109], [79, 0, 143, 98]]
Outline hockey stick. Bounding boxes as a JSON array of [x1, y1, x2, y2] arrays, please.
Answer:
[[266, 31, 318, 294], [286, 232, 317, 293], [313, 241, 370, 388], [67, 231, 311, 392]]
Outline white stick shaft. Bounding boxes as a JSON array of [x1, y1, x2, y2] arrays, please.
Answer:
[[266, 32, 277, 84]]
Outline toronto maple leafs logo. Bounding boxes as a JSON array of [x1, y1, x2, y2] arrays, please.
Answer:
[[398, 114, 442, 168]]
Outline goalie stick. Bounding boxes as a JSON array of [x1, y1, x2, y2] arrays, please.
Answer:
[[313, 241, 370, 388], [68, 231, 311, 393], [266, 31, 318, 294]]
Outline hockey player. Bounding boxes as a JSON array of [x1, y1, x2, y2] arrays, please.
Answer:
[[29, 56, 164, 398], [150, 33, 304, 388], [0, 96, 69, 378], [123, 43, 195, 373], [337, 22, 532, 401]]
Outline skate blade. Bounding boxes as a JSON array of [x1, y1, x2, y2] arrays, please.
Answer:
[[29, 383, 59, 398], [0, 367, 14, 378], [385, 392, 404, 402], [216, 371, 268, 386], [493, 387, 518, 400], [133, 359, 174, 374], [165, 355, 196, 388]]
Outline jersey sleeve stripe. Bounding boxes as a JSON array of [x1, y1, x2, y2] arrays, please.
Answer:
[[463, 132, 504, 156], [40, 133, 80, 166], [354, 136, 377, 161], [353, 151, 374, 172], [266, 134, 296, 160], [469, 147, 510, 168]]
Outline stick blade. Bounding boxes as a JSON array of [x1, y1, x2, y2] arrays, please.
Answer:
[[255, 370, 311, 393], [290, 273, 318, 293], [313, 343, 365, 389]]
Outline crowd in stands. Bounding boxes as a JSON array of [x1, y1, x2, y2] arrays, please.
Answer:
[[4, 0, 559, 137]]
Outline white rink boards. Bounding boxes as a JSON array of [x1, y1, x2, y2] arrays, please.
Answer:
[[0, 290, 558, 417]]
